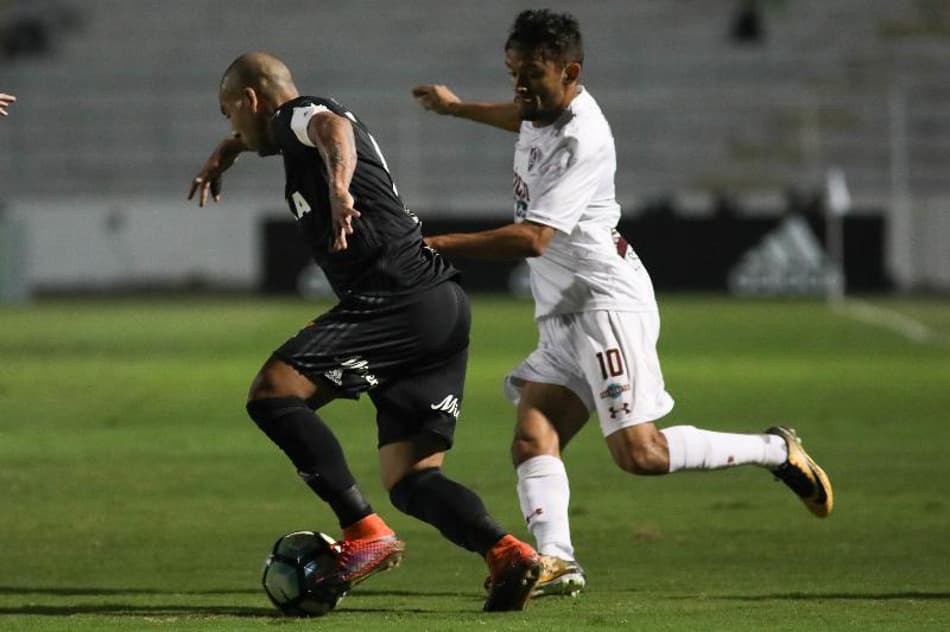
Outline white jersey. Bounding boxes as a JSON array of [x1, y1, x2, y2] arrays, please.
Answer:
[[513, 87, 658, 318]]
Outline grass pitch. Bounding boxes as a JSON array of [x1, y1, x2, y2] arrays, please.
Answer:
[[1, 295, 949, 631]]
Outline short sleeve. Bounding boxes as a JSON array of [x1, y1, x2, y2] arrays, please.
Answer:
[[289, 103, 331, 148]]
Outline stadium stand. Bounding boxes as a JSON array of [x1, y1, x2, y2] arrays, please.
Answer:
[[1, 0, 950, 210], [2, 1, 950, 291]]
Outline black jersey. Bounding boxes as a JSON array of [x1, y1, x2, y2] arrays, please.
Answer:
[[271, 95, 457, 300]]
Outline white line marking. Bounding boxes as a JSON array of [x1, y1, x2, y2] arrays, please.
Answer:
[[830, 299, 948, 347]]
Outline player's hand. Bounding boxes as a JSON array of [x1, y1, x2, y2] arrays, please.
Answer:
[[0, 93, 16, 117], [187, 137, 246, 207], [412, 84, 460, 115], [329, 189, 361, 252]]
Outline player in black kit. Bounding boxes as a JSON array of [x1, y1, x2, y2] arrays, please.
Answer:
[[188, 52, 540, 612]]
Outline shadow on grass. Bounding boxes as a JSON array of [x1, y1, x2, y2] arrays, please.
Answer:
[[357, 589, 473, 599], [0, 604, 280, 618], [0, 602, 460, 618], [0, 586, 476, 617], [0, 586, 259, 596], [682, 591, 950, 601], [0, 586, 470, 599]]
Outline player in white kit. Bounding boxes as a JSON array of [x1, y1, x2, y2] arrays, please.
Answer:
[[413, 9, 833, 597]]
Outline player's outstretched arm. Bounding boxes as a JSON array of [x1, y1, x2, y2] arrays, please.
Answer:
[[0, 93, 16, 117], [426, 221, 555, 259], [187, 136, 247, 207], [412, 84, 520, 133], [308, 110, 361, 252]]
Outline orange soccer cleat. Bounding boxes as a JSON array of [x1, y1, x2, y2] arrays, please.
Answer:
[[483, 535, 542, 612], [314, 534, 405, 593]]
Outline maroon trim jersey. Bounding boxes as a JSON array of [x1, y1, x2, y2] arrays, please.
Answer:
[[271, 95, 457, 301]]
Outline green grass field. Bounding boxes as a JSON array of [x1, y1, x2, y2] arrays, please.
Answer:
[[1, 295, 949, 631]]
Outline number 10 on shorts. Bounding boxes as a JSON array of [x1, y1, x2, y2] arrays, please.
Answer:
[[595, 348, 625, 379]]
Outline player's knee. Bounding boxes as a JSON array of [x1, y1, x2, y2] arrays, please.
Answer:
[[247, 367, 280, 403], [511, 437, 538, 465], [245, 396, 308, 427], [247, 359, 317, 403], [612, 441, 669, 476], [510, 428, 559, 466], [247, 363, 298, 402], [389, 467, 439, 514]]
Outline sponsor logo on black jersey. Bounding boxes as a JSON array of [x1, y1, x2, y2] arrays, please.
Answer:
[[430, 394, 461, 418], [339, 356, 379, 387]]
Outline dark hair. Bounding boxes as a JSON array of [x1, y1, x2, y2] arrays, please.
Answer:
[[505, 9, 584, 65]]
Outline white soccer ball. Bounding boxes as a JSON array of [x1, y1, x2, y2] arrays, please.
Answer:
[[261, 530, 345, 616]]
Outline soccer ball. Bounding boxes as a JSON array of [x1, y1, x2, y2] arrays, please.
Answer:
[[261, 530, 345, 616]]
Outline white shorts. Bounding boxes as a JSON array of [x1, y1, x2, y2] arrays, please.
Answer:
[[504, 310, 675, 437]]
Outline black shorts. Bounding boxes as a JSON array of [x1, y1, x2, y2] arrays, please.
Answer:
[[273, 280, 470, 449]]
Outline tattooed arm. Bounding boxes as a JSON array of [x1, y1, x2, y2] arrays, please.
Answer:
[[307, 111, 361, 252]]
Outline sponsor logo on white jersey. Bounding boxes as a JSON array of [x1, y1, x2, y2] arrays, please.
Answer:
[[512, 172, 530, 220], [527, 146, 541, 172], [607, 402, 632, 419], [599, 382, 631, 400]]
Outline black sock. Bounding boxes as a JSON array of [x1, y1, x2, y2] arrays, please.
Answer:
[[246, 396, 372, 528], [389, 467, 507, 555]]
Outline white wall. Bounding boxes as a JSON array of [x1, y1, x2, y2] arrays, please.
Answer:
[[7, 194, 950, 294], [911, 198, 950, 292], [6, 1, 950, 209], [9, 196, 284, 292]]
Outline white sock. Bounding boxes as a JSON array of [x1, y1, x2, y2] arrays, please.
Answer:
[[661, 425, 788, 472], [516, 455, 575, 560]]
